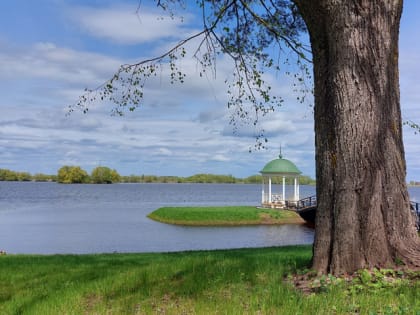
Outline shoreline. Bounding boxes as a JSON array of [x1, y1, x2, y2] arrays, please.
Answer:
[[147, 206, 307, 226]]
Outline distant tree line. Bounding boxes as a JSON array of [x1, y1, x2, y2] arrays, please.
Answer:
[[119, 174, 316, 185], [0, 167, 316, 185], [57, 166, 121, 184], [0, 169, 57, 182], [0, 167, 120, 184]]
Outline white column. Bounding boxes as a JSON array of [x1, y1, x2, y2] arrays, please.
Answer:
[[294, 177, 297, 201], [282, 176, 286, 202], [261, 177, 265, 204], [297, 177, 300, 200], [268, 177, 272, 203]]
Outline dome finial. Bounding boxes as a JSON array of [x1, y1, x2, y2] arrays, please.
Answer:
[[279, 144, 283, 159]]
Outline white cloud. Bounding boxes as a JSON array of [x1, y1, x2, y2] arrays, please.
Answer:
[[0, 39, 316, 177], [0, 42, 122, 90], [156, 147, 172, 156], [70, 5, 195, 44], [1, 0, 418, 180], [211, 154, 231, 162]]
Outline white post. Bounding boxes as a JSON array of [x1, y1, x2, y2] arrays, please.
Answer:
[[261, 177, 265, 204], [297, 177, 300, 200], [282, 176, 286, 202], [294, 177, 298, 201], [268, 176, 272, 203]]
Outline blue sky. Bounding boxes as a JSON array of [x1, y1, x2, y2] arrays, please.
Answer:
[[0, 0, 419, 180]]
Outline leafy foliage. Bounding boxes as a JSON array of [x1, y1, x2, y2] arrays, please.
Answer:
[[404, 120, 420, 134], [68, 0, 312, 149], [91, 166, 121, 184], [287, 266, 420, 314], [0, 169, 32, 181], [57, 166, 89, 184]]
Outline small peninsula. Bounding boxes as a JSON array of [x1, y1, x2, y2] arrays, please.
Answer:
[[148, 206, 305, 226]]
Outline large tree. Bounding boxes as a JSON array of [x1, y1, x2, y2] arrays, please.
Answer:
[[294, 0, 419, 274], [73, 0, 419, 275]]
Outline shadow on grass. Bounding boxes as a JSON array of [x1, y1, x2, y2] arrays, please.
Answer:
[[0, 246, 313, 314]]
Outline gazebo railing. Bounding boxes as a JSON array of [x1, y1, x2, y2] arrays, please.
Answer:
[[262, 193, 301, 202], [271, 193, 284, 203], [262, 193, 284, 203]]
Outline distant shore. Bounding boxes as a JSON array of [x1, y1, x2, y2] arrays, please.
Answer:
[[0, 168, 316, 185]]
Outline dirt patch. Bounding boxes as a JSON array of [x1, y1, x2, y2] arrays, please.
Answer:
[[259, 212, 305, 225], [259, 213, 277, 224], [84, 294, 103, 315]]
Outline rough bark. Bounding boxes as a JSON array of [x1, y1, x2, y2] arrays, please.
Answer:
[[294, 0, 420, 274]]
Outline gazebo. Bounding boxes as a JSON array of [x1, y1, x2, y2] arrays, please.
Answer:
[[260, 153, 302, 208]]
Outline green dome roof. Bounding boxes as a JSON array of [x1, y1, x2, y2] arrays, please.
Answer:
[[260, 156, 301, 175]]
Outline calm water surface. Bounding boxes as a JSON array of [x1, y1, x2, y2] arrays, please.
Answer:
[[0, 182, 419, 254]]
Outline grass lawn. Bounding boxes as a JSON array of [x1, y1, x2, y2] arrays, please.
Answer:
[[0, 246, 418, 314], [148, 206, 305, 226]]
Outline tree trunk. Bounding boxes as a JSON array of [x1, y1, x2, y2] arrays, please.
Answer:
[[294, 0, 420, 274]]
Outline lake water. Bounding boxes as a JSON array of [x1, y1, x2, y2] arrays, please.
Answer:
[[0, 182, 419, 254]]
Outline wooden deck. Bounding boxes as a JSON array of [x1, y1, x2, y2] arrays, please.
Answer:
[[295, 195, 420, 230], [410, 201, 420, 230]]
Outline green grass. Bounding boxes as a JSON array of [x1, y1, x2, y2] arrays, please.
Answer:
[[0, 246, 418, 314], [148, 206, 304, 226]]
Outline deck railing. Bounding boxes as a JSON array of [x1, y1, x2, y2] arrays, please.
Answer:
[[410, 201, 420, 230], [296, 195, 317, 210], [296, 196, 419, 230]]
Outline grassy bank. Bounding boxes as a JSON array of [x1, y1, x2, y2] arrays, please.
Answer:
[[148, 206, 304, 226], [1, 246, 418, 314]]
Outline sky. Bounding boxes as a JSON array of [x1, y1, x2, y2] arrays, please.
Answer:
[[0, 0, 419, 180]]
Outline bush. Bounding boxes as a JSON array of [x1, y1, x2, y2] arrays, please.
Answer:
[[91, 166, 120, 184], [57, 166, 89, 184]]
